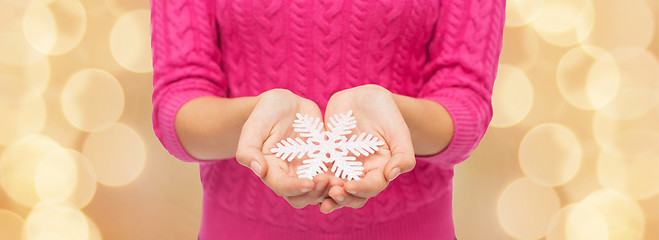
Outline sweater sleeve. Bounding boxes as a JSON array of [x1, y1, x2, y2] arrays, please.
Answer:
[[151, 0, 227, 162], [415, 0, 505, 168]]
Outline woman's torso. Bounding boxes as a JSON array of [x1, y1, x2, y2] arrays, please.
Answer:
[[199, 0, 456, 237]]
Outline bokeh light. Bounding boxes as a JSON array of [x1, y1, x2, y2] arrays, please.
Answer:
[[22, 0, 56, 54], [64, 150, 98, 208], [61, 68, 125, 132], [498, 178, 561, 239], [82, 123, 146, 187], [499, 25, 541, 70], [0, 33, 44, 65], [557, 45, 619, 109], [23, 200, 89, 240], [0, 0, 657, 239], [490, 64, 534, 127], [0, 43, 50, 104], [597, 151, 659, 200], [519, 123, 582, 187], [596, 48, 659, 120], [0, 97, 46, 145], [0, 135, 61, 207], [86, 215, 103, 240], [35, 148, 78, 202], [22, 0, 87, 55], [104, 0, 150, 17], [593, 110, 659, 159], [581, 189, 645, 240], [530, 0, 594, 46], [110, 9, 153, 73], [34, 148, 98, 208], [0, 209, 24, 240], [546, 203, 609, 240], [580, 0, 655, 53], [504, 0, 544, 27]]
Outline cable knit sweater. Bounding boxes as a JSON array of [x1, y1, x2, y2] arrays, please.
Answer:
[[151, 0, 504, 239]]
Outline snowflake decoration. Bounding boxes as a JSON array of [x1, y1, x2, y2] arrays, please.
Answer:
[[270, 110, 385, 181]]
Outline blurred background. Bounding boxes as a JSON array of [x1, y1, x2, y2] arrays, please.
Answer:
[[0, 0, 656, 239]]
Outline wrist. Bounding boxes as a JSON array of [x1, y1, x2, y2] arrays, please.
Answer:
[[176, 95, 258, 160], [391, 93, 454, 156]]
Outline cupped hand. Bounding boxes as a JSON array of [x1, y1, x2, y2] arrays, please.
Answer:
[[319, 84, 416, 214], [236, 89, 334, 209]]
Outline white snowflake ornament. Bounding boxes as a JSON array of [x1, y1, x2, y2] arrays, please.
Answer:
[[270, 110, 385, 180]]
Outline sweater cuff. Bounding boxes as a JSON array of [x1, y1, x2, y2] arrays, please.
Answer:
[[415, 94, 483, 168], [156, 88, 218, 163]]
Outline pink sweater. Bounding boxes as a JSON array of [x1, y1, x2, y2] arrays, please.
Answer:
[[151, 0, 504, 239]]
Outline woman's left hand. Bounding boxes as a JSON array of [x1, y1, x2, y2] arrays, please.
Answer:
[[319, 84, 416, 214]]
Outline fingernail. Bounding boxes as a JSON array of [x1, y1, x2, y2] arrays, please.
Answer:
[[301, 187, 312, 193], [347, 190, 357, 195], [250, 161, 262, 177], [389, 168, 401, 181], [335, 195, 345, 202]]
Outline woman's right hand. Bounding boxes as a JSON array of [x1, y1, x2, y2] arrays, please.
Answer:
[[235, 89, 335, 208]]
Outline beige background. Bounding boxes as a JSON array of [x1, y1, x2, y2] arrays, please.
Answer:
[[0, 0, 657, 239]]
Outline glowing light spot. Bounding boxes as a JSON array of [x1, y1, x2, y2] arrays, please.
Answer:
[[0, 47, 50, 104], [0, 135, 61, 207], [34, 149, 97, 208], [546, 204, 609, 240], [499, 26, 541, 70], [580, 0, 655, 53], [498, 178, 561, 239], [23, 0, 87, 55], [0, 209, 24, 240], [110, 9, 153, 72], [61, 69, 124, 132], [35, 149, 77, 201], [505, 0, 545, 27], [24, 200, 89, 240], [557, 45, 619, 109], [0, 97, 46, 146], [67, 150, 97, 208], [597, 48, 659, 120], [0, 33, 44, 65], [86, 216, 103, 240], [22, 0, 56, 54], [82, 123, 146, 187], [593, 109, 659, 159], [597, 151, 659, 200], [519, 123, 582, 186], [104, 0, 151, 16], [531, 0, 594, 46], [490, 64, 534, 127], [31, 233, 71, 240], [581, 189, 645, 240]]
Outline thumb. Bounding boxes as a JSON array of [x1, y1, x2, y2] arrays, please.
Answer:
[[235, 118, 269, 178], [382, 128, 415, 182], [384, 150, 415, 182], [236, 145, 268, 178]]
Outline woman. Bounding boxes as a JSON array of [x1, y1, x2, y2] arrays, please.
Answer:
[[151, 0, 505, 239]]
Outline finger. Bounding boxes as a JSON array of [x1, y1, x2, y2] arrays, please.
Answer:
[[328, 185, 367, 209], [343, 169, 388, 198], [284, 175, 330, 207], [383, 150, 415, 182], [235, 118, 269, 178], [319, 198, 342, 214], [382, 125, 415, 182], [327, 174, 345, 187], [263, 163, 314, 197], [235, 145, 268, 178]]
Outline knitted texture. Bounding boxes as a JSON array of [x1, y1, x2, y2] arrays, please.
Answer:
[[151, 0, 505, 239]]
